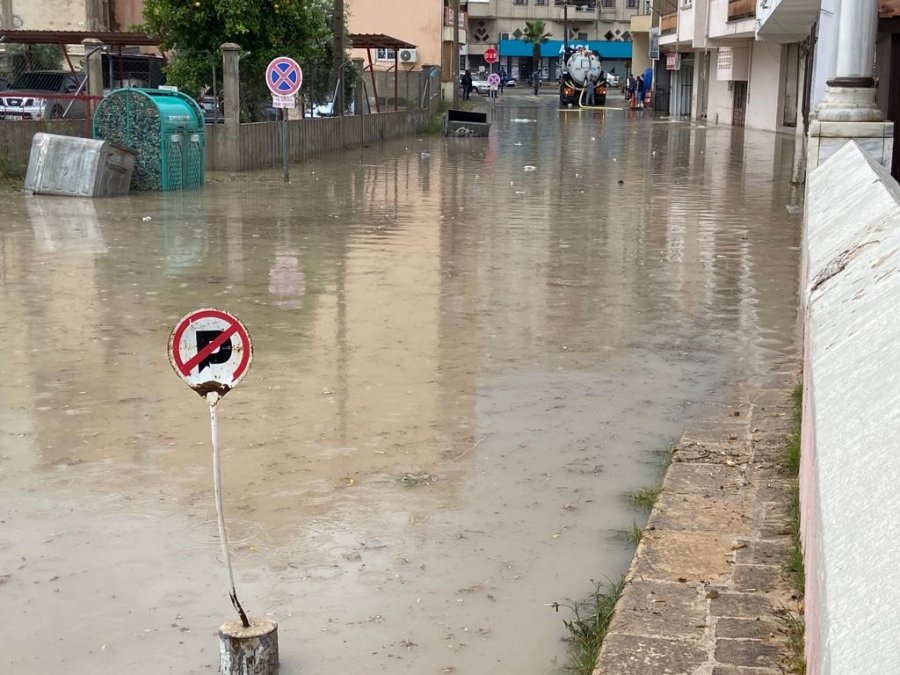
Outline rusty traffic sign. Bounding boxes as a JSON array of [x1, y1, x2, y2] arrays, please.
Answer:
[[168, 308, 252, 397]]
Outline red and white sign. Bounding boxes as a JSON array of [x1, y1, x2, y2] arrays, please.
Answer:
[[168, 308, 252, 397], [488, 73, 501, 88], [266, 56, 303, 96], [484, 47, 499, 64]]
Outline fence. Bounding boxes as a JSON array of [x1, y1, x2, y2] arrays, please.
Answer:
[[206, 108, 431, 172]]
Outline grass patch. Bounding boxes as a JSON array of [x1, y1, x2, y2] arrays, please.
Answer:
[[561, 576, 627, 675], [420, 116, 444, 136], [625, 486, 661, 512], [782, 382, 805, 674], [615, 521, 644, 547]]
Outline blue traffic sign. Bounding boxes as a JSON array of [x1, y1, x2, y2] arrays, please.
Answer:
[[265, 57, 303, 96]]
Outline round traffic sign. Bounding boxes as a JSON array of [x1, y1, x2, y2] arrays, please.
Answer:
[[484, 47, 499, 64], [169, 308, 252, 398], [266, 56, 303, 96], [488, 73, 501, 87]]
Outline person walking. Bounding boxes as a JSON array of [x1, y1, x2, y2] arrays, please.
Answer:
[[636, 74, 645, 109], [462, 69, 473, 101], [626, 73, 637, 108], [500, 69, 508, 95], [531, 69, 541, 95]]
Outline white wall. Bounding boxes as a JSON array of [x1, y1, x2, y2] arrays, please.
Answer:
[[706, 48, 734, 127], [803, 140, 900, 675], [746, 41, 784, 131]]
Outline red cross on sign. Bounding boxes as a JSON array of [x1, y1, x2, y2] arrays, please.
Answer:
[[168, 308, 253, 398]]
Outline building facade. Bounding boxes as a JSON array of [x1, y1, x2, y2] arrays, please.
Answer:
[[647, 0, 819, 132], [467, 0, 640, 80], [0, 0, 144, 32]]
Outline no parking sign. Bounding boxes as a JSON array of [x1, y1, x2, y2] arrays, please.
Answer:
[[168, 308, 252, 397]]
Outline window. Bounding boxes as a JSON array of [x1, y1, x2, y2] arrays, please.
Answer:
[[376, 48, 395, 60], [577, 32, 588, 40], [536, 0, 548, 4], [626, 0, 638, 7], [601, 0, 616, 7], [514, 0, 527, 5]]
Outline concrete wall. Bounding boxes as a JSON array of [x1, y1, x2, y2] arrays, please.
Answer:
[[12, 0, 85, 30], [746, 41, 783, 132], [0, 120, 89, 176], [706, 49, 733, 127], [348, 0, 444, 70], [802, 140, 900, 675]]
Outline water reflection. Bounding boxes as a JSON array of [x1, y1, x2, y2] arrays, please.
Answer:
[[0, 99, 801, 674]]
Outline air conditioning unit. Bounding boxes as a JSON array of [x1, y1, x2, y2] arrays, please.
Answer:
[[399, 49, 418, 64], [500, 32, 512, 41]]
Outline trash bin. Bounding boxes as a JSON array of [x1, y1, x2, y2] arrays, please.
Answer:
[[93, 88, 205, 192], [24, 132, 135, 197], [443, 109, 490, 137]]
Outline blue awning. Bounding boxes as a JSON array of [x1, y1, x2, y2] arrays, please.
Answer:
[[498, 39, 632, 59]]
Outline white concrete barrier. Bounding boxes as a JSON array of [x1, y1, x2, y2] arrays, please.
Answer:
[[803, 141, 900, 674]]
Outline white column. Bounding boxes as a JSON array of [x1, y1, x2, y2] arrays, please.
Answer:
[[833, 0, 878, 84], [816, 0, 882, 121]]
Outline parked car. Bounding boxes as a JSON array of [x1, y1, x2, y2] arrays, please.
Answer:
[[471, 77, 491, 95], [200, 95, 224, 124], [0, 71, 86, 120], [505, 78, 517, 88], [605, 73, 620, 88]]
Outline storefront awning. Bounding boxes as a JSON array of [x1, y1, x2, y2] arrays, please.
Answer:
[[498, 39, 631, 59]]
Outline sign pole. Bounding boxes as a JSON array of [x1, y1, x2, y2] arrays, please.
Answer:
[[282, 109, 289, 183], [168, 308, 278, 675], [208, 391, 249, 627]]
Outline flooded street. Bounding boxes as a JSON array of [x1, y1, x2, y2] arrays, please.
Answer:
[[0, 94, 801, 674]]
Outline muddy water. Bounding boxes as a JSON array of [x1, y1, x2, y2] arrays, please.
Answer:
[[0, 95, 801, 674]]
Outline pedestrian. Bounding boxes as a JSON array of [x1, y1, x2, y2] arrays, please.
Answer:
[[626, 73, 636, 108], [500, 69, 508, 95], [636, 74, 645, 109], [532, 69, 541, 96], [583, 75, 595, 106], [462, 69, 473, 101]]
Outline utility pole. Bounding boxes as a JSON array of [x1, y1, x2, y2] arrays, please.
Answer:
[[563, 1, 569, 54], [333, 0, 345, 116], [452, 0, 460, 108]]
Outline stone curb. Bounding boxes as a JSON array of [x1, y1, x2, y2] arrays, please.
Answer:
[[593, 375, 799, 675]]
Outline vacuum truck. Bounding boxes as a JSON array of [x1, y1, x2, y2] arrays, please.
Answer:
[[559, 47, 608, 108]]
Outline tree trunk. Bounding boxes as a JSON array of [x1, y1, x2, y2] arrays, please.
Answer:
[[219, 616, 279, 675]]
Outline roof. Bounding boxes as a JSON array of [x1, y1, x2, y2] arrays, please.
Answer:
[[0, 30, 161, 46], [348, 33, 416, 50], [498, 39, 632, 60]]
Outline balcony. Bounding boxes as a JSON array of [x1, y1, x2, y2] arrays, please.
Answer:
[[660, 12, 677, 35], [727, 0, 755, 21]]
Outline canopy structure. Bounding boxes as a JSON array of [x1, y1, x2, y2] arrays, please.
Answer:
[[0, 29, 163, 79], [499, 39, 632, 60], [349, 33, 417, 113]]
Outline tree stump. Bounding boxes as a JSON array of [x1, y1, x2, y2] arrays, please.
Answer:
[[218, 616, 279, 674]]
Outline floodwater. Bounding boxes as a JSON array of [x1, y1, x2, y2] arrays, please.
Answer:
[[0, 93, 802, 674]]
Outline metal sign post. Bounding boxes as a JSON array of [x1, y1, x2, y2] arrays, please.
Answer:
[[266, 57, 303, 183], [168, 309, 278, 675]]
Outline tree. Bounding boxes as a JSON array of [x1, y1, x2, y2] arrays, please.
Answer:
[[522, 20, 551, 76], [141, 0, 339, 119]]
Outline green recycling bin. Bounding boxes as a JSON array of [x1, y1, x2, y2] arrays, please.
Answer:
[[94, 88, 205, 192]]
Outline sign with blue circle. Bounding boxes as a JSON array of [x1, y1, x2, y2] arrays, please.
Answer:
[[265, 56, 303, 97]]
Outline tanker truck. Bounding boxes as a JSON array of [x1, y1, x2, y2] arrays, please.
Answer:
[[559, 47, 608, 108]]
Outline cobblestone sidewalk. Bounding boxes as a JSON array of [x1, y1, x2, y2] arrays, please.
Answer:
[[593, 373, 799, 675]]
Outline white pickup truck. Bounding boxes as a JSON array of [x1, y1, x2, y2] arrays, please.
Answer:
[[0, 71, 86, 120]]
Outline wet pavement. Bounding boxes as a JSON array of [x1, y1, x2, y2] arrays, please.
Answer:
[[0, 93, 801, 674]]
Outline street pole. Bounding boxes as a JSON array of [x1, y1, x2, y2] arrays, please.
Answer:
[[564, 1, 569, 54], [452, 0, 460, 108], [333, 0, 345, 117]]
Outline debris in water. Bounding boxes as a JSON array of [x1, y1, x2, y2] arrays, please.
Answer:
[[420, 152, 431, 159], [399, 473, 438, 487], [523, 165, 537, 172], [514, 142, 522, 146], [142, 216, 152, 222], [617, 179, 624, 185], [511, 118, 536, 123]]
